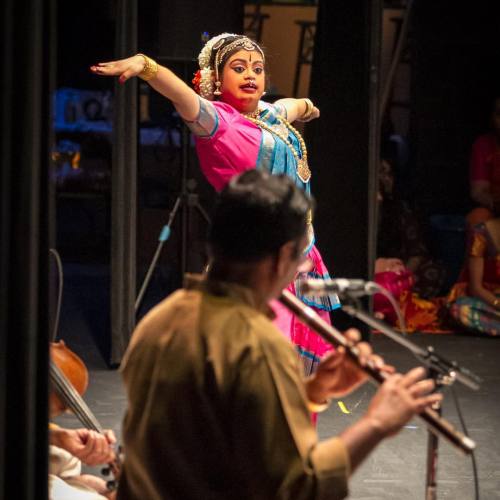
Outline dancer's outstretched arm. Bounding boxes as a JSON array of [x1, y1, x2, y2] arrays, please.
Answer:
[[91, 54, 200, 121]]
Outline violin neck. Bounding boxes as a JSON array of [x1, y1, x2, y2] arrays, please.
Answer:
[[50, 361, 104, 433]]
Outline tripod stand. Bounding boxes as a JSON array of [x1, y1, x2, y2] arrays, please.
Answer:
[[135, 57, 210, 314]]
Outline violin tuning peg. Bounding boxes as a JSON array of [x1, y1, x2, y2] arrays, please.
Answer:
[[101, 466, 111, 476], [106, 480, 117, 491]]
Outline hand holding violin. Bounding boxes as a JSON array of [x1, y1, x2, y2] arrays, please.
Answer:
[[50, 427, 117, 466]]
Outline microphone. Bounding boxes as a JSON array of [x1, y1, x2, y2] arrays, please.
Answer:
[[300, 278, 379, 298]]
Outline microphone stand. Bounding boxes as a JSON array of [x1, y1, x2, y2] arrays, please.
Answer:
[[424, 364, 441, 500], [340, 301, 481, 500]]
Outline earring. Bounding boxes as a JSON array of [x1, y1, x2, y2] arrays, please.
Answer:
[[262, 90, 267, 96], [213, 81, 222, 96]]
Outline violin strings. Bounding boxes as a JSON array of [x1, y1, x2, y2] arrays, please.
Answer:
[[59, 374, 102, 430], [50, 363, 95, 428], [50, 362, 103, 432]]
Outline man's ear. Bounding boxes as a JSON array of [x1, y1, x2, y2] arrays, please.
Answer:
[[276, 240, 296, 278]]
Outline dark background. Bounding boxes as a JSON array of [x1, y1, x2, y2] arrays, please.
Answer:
[[4, 1, 500, 496]]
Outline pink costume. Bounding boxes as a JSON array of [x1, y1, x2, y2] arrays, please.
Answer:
[[186, 97, 340, 374]]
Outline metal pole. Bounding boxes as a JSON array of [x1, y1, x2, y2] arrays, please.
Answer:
[[110, 0, 138, 365]]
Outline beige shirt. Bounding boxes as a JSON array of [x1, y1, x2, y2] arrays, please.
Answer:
[[118, 278, 350, 500]]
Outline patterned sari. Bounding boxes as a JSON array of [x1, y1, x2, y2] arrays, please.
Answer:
[[187, 97, 340, 373], [447, 222, 500, 336]]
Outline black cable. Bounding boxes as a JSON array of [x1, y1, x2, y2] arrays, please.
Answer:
[[450, 386, 480, 500], [49, 248, 64, 342], [373, 284, 407, 334]]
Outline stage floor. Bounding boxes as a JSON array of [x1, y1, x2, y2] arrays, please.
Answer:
[[55, 332, 500, 499]]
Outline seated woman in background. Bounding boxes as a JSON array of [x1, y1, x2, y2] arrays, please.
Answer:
[[467, 95, 500, 227], [447, 217, 500, 336]]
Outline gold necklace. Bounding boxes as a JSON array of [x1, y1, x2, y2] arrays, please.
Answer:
[[242, 108, 262, 120], [243, 114, 311, 183]]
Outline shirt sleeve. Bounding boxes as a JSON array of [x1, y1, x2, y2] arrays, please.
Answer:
[[184, 96, 219, 137], [231, 320, 350, 500]]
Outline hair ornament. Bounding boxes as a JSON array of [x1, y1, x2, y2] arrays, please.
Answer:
[[199, 67, 215, 99], [197, 32, 239, 70]]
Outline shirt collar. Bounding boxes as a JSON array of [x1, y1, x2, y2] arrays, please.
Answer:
[[183, 273, 276, 319]]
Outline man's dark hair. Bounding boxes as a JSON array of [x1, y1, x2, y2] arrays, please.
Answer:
[[208, 169, 313, 262]]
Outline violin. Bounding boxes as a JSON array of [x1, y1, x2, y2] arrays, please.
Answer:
[[50, 341, 89, 418], [49, 340, 121, 489]]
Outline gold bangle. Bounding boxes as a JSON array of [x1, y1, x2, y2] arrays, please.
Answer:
[[306, 209, 313, 225], [137, 53, 158, 81], [306, 398, 331, 413], [493, 298, 499, 307], [298, 98, 314, 122]]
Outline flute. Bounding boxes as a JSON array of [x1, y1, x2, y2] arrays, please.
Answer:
[[279, 289, 476, 454]]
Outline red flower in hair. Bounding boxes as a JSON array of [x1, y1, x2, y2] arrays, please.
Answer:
[[192, 70, 202, 95]]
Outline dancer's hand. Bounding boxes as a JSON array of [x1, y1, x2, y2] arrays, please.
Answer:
[[90, 55, 146, 84], [304, 105, 320, 122], [91, 54, 200, 121]]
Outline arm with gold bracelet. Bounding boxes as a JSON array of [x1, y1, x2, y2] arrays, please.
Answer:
[[273, 97, 320, 123], [90, 53, 200, 121]]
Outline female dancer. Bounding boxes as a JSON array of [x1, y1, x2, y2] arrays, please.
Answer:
[[91, 33, 340, 373]]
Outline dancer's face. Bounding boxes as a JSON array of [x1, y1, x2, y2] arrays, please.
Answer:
[[220, 49, 265, 112]]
